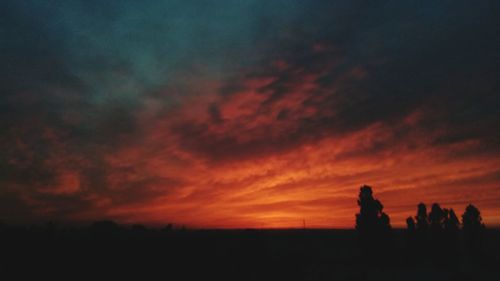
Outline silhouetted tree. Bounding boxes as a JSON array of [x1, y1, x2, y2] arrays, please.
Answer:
[[162, 223, 173, 232], [405, 216, 417, 258], [442, 208, 460, 258], [415, 203, 429, 232], [444, 208, 460, 232], [356, 186, 382, 232], [462, 204, 485, 254], [412, 202, 430, 258], [406, 217, 415, 232], [409, 202, 472, 264], [355, 185, 392, 257], [380, 212, 391, 231], [429, 203, 446, 232], [428, 204, 446, 252]]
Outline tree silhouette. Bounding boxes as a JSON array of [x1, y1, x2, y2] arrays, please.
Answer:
[[443, 208, 460, 258], [380, 212, 391, 232], [355, 185, 392, 256], [428, 204, 462, 261], [407, 202, 488, 263], [412, 202, 430, 258], [415, 203, 429, 232], [405, 216, 417, 259], [162, 223, 174, 232], [412, 203, 462, 261], [406, 217, 416, 231], [428, 203, 446, 252], [444, 208, 460, 232], [462, 204, 484, 230], [428, 203, 446, 232], [462, 204, 485, 254]]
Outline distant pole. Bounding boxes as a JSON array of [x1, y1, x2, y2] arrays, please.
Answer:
[[303, 219, 306, 229]]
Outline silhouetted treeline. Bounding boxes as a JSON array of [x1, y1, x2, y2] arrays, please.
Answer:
[[355, 185, 392, 259], [0, 187, 498, 280], [354, 185, 489, 270], [404, 202, 485, 260]]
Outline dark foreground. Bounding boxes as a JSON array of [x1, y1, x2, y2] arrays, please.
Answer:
[[1, 225, 499, 281]]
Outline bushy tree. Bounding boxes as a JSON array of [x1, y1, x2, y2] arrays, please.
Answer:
[[405, 216, 417, 256], [355, 185, 392, 255], [410, 203, 457, 259], [462, 204, 484, 230], [415, 203, 428, 232], [428, 203, 446, 232], [406, 217, 416, 231], [462, 204, 485, 253], [444, 208, 460, 231]]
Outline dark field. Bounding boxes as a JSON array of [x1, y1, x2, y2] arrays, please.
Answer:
[[1, 225, 499, 281]]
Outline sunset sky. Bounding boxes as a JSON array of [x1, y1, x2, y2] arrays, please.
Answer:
[[1, 1, 499, 228]]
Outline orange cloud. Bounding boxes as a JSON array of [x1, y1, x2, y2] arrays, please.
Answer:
[[97, 96, 500, 228]]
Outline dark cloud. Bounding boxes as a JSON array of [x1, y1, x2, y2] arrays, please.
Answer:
[[165, 0, 500, 164]]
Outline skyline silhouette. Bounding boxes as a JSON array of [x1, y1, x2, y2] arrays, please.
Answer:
[[1, 185, 497, 280]]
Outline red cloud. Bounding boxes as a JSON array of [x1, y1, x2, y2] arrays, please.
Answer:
[[5, 47, 500, 229]]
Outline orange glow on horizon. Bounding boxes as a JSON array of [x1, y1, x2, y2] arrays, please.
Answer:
[[96, 115, 500, 229], [11, 57, 500, 230]]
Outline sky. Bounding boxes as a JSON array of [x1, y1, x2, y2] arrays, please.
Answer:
[[1, 0, 499, 228]]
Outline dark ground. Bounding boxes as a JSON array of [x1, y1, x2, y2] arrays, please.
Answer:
[[1, 224, 499, 280]]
